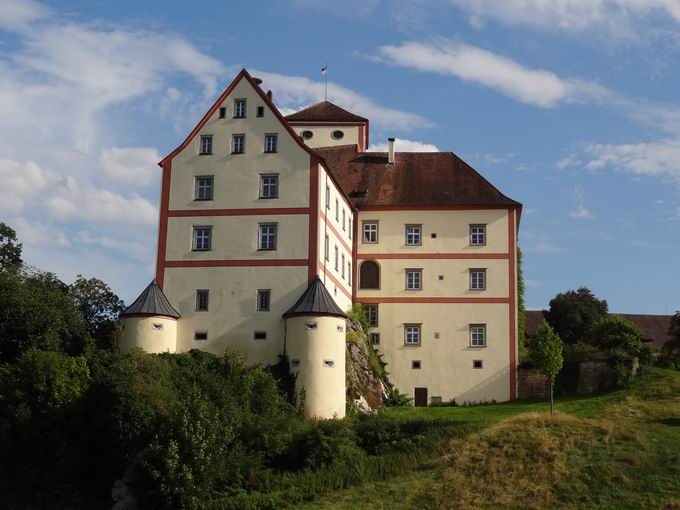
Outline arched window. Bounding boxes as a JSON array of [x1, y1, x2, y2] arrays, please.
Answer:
[[359, 260, 380, 289]]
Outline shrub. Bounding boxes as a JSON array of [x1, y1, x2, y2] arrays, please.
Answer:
[[289, 419, 365, 470], [384, 386, 413, 407]]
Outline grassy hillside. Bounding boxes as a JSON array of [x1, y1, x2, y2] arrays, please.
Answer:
[[300, 368, 680, 509]]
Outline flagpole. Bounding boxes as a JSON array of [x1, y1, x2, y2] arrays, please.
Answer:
[[324, 62, 328, 101]]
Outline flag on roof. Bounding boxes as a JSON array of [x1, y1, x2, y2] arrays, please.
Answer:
[[321, 64, 328, 76]]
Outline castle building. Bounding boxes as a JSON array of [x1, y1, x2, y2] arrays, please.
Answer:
[[121, 69, 522, 418]]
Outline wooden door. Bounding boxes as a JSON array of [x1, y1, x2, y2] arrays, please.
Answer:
[[414, 387, 428, 407]]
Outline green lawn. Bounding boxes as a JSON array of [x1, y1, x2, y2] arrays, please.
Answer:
[[299, 368, 680, 509]]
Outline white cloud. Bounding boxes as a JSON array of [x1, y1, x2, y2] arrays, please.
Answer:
[[570, 205, 595, 219], [584, 138, 680, 183], [253, 69, 432, 131], [448, 0, 680, 33], [0, 0, 50, 32], [368, 138, 440, 152], [376, 40, 609, 107], [100, 147, 161, 185], [0, 159, 54, 212]]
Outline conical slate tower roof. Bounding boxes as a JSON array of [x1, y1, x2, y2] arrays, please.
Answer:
[[121, 280, 181, 319], [284, 101, 367, 123], [283, 277, 347, 319]]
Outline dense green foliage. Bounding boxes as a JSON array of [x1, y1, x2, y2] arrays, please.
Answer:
[[547, 287, 608, 344], [70, 275, 125, 349], [517, 246, 527, 362], [0, 222, 22, 271], [531, 320, 564, 413], [659, 311, 680, 369]]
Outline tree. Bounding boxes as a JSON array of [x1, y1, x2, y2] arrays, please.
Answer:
[[517, 246, 527, 361], [547, 287, 608, 344], [531, 320, 563, 415], [70, 275, 125, 349], [0, 222, 22, 271], [659, 311, 680, 369]]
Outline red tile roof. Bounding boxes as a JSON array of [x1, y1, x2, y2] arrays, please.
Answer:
[[524, 310, 673, 349], [314, 145, 521, 209], [285, 101, 368, 123]]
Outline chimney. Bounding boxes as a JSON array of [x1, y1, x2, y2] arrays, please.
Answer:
[[266, 90, 273, 101], [387, 138, 395, 165]]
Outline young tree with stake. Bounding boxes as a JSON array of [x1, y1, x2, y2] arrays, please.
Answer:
[[531, 320, 564, 415]]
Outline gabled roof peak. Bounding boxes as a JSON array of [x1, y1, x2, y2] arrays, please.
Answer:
[[285, 101, 368, 123], [283, 277, 347, 319], [121, 280, 180, 319]]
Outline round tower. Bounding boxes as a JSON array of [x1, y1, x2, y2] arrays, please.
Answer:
[[120, 280, 180, 353], [283, 277, 347, 419]]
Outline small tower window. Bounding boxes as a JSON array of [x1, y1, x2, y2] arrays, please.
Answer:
[[331, 130, 344, 140], [301, 130, 314, 140], [194, 331, 208, 341], [412, 360, 421, 369], [305, 321, 318, 330], [254, 331, 267, 340], [152, 323, 163, 331], [323, 359, 335, 368]]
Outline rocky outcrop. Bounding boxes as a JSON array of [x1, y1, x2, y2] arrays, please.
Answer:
[[345, 319, 389, 411]]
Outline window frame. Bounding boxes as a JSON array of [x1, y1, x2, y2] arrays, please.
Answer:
[[359, 260, 380, 290], [194, 175, 214, 201], [264, 133, 278, 153], [258, 223, 278, 251], [335, 198, 339, 221], [256, 106, 264, 117], [469, 324, 487, 348], [218, 107, 226, 118], [195, 289, 209, 312], [405, 224, 422, 246], [470, 224, 487, 246], [469, 268, 487, 291], [194, 331, 208, 341], [259, 173, 279, 199], [364, 304, 378, 327], [334, 245, 339, 271], [256, 289, 271, 312], [192, 226, 212, 251], [233, 98, 247, 118], [362, 221, 379, 244], [412, 360, 422, 369], [404, 324, 422, 346], [231, 134, 245, 154], [405, 269, 423, 291], [324, 234, 330, 261], [341, 253, 345, 279], [199, 134, 213, 155]]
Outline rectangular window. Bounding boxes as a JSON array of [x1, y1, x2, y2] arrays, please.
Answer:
[[365, 304, 378, 327], [349, 218, 352, 239], [470, 324, 487, 347], [264, 133, 278, 153], [412, 360, 421, 369], [470, 269, 486, 290], [473, 360, 483, 369], [256, 106, 264, 117], [370, 332, 380, 345], [342, 209, 346, 231], [335, 198, 339, 221], [404, 324, 421, 345], [254, 331, 267, 340], [218, 107, 226, 118], [195, 176, 214, 200], [232, 134, 245, 154], [341, 253, 345, 279], [326, 186, 331, 210], [195, 290, 209, 311], [470, 224, 486, 246], [194, 331, 208, 341], [199, 135, 212, 155], [324, 235, 330, 261], [256, 289, 271, 311], [405, 224, 422, 246], [334, 245, 338, 271], [234, 99, 246, 118], [258, 223, 277, 250], [406, 269, 422, 290], [192, 226, 212, 251], [348, 261, 352, 287], [259, 174, 278, 198], [363, 222, 378, 243]]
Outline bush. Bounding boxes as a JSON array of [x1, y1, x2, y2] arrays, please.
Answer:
[[384, 386, 413, 407], [289, 419, 365, 470]]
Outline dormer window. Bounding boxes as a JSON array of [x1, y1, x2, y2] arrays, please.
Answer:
[[331, 130, 344, 140], [234, 99, 246, 118]]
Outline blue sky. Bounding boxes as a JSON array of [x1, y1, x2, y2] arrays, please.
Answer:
[[1, 0, 679, 313]]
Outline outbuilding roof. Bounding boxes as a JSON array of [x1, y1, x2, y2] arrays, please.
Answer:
[[284, 101, 368, 123], [315, 145, 521, 209], [283, 277, 348, 319], [121, 280, 181, 319]]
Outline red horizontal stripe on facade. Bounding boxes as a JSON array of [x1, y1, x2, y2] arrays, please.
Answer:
[[356, 253, 509, 260], [168, 207, 309, 217], [320, 211, 353, 254], [318, 263, 352, 300], [165, 259, 308, 268], [355, 297, 510, 304]]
